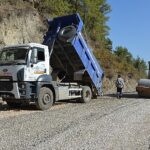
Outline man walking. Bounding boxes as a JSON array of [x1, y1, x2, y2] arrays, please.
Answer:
[[116, 75, 124, 98]]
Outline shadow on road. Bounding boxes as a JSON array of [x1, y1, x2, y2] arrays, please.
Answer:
[[0, 103, 8, 111], [56, 99, 78, 104], [0, 103, 38, 111], [105, 92, 139, 99], [0, 99, 77, 112]]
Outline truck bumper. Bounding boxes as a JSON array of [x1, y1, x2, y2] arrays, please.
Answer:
[[0, 82, 20, 99], [0, 82, 36, 100]]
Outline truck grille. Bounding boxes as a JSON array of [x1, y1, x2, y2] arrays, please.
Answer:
[[0, 76, 13, 91]]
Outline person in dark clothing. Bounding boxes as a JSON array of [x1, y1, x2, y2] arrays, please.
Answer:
[[116, 75, 125, 98]]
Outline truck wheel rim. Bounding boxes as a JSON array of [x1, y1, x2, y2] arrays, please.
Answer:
[[43, 94, 51, 104], [85, 91, 90, 98]]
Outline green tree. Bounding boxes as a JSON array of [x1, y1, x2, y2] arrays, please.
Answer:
[[105, 37, 113, 51], [66, 0, 111, 46], [114, 46, 133, 63], [40, 0, 70, 16], [66, 0, 85, 13], [134, 56, 147, 73]]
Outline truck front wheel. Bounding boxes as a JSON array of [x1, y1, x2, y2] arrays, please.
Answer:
[[80, 86, 92, 103], [36, 87, 54, 110]]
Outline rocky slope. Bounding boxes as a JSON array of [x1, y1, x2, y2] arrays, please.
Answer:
[[0, 5, 46, 47]]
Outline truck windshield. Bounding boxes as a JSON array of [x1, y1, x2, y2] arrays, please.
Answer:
[[0, 47, 28, 65]]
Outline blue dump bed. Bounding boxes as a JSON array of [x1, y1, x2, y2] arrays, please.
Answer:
[[43, 13, 104, 95]]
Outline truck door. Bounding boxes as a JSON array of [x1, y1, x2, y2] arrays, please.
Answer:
[[27, 47, 47, 81]]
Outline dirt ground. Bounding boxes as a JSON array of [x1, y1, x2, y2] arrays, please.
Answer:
[[0, 92, 150, 150]]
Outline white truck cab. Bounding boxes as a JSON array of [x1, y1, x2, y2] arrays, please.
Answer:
[[0, 43, 50, 81], [0, 43, 53, 108]]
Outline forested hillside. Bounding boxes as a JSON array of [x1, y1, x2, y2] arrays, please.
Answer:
[[0, 0, 147, 79]]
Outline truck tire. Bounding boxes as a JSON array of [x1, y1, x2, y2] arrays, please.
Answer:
[[80, 86, 92, 103], [58, 25, 77, 42], [36, 87, 54, 110], [7, 102, 21, 108]]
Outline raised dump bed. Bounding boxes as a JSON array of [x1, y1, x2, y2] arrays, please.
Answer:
[[43, 13, 104, 95]]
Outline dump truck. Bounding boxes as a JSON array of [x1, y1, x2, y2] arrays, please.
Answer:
[[136, 61, 150, 97], [0, 13, 104, 110]]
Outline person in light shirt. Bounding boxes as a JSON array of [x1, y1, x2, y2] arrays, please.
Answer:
[[115, 74, 125, 98]]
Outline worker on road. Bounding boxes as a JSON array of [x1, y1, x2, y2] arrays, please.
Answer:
[[115, 74, 125, 99]]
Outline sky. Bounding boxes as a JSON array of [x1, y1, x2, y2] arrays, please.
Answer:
[[107, 0, 150, 63]]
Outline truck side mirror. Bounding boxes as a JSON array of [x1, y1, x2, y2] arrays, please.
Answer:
[[32, 48, 37, 64]]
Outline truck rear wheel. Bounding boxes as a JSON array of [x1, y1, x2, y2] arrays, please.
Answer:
[[36, 87, 54, 110], [80, 86, 92, 103]]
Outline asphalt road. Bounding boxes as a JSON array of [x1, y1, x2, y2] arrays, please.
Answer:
[[0, 93, 150, 150]]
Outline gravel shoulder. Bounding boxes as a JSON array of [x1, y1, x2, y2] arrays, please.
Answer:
[[0, 93, 150, 150]]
